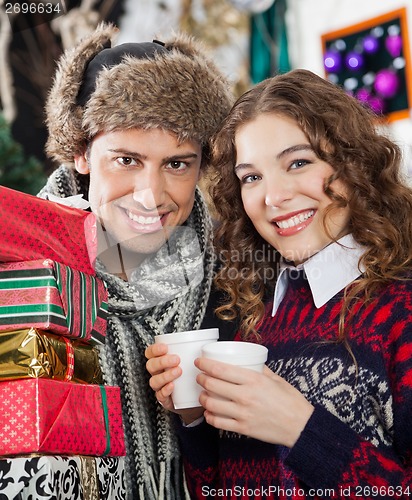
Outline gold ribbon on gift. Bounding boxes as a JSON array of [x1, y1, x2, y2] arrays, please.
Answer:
[[79, 456, 100, 500], [0, 328, 103, 384]]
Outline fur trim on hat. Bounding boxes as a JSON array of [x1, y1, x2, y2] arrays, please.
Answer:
[[45, 23, 233, 165], [45, 23, 118, 164]]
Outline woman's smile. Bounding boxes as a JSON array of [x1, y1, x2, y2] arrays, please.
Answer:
[[235, 113, 350, 265], [271, 209, 316, 235]]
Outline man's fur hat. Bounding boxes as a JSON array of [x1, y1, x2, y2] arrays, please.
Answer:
[[45, 23, 233, 165]]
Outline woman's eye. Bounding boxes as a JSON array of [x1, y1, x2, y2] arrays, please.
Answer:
[[241, 174, 261, 184], [116, 157, 137, 167], [289, 159, 310, 170]]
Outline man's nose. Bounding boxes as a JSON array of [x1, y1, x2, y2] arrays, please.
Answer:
[[132, 170, 165, 210]]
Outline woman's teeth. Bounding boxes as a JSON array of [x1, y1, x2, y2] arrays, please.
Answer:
[[276, 210, 314, 229]]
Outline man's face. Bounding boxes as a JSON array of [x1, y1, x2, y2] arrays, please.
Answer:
[[75, 128, 202, 267]]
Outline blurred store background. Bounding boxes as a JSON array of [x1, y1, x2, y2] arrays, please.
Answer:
[[0, 0, 411, 194]]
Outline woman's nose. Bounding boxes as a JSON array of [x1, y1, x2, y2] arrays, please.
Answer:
[[264, 176, 293, 209]]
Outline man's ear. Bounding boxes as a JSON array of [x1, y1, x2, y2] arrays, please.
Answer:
[[74, 153, 89, 174]]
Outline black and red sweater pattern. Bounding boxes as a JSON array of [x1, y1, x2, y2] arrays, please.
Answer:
[[176, 272, 412, 499]]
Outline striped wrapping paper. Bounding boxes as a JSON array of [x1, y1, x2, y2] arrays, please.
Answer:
[[0, 259, 108, 344]]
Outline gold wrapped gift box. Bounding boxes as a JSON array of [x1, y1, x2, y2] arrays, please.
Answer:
[[0, 327, 103, 384]]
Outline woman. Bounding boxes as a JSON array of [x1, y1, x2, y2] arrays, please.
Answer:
[[146, 69, 412, 499]]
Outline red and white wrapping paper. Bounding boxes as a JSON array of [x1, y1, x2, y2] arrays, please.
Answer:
[[0, 185, 96, 274], [0, 378, 126, 457]]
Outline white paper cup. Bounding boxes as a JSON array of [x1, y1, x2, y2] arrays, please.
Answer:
[[201, 341, 268, 372], [154, 328, 219, 409]]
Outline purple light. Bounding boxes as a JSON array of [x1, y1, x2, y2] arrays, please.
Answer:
[[385, 34, 402, 58], [374, 69, 399, 98], [324, 50, 342, 73], [367, 95, 385, 114], [363, 35, 379, 54], [345, 51, 364, 71], [356, 87, 371, 103]]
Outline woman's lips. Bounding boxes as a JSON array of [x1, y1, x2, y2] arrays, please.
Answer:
[[272, 209, 315, 236]]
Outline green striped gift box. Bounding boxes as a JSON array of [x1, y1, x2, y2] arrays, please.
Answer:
[[0, 259, 108, 344]]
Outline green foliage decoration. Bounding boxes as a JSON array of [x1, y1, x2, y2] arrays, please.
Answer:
[[0, 113, 47, 195]]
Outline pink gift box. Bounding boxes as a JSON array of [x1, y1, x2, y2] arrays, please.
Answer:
[[0, 259, 107, 344], [0, 185, 96, 275], [0, 378, 126, 457]]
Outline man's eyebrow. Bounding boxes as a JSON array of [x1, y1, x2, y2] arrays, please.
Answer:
[[234, 144, 313, 174], [108, 149, 147, 159], [162, 153, 199, 162], [108, 150, 199, 162]]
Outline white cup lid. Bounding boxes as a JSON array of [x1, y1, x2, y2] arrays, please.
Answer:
[[154, 328, 219, 345], [201, 341, 268, 365]]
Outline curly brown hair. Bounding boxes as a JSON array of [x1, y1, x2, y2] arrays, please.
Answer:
[[210, 69, 412, 339]]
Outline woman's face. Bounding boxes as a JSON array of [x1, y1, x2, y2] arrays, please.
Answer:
[[234, 113, 350, 265]]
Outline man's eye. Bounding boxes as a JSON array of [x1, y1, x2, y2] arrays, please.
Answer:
[[168, 161, 187, 171], [117, 157, 136, 166]]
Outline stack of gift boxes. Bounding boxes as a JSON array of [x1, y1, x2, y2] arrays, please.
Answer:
[[0, 186, 126, 500]]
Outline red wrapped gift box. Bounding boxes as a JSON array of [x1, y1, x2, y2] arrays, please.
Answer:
[[0, 185, 96, 275], [0, 259, 107, 344], [0, 378, 126, 457]]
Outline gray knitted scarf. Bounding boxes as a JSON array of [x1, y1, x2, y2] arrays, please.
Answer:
[[39, 165, 215, 499]]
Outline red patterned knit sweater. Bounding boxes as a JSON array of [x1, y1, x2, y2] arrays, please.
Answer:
[[176, 272, 412, 499]]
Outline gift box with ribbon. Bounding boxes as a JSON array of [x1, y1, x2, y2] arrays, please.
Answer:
[[0, 328, 103, 384], [0, 259, 107, 345], [0, 185, 96, 275], [0, 378, 125, 457], [0, 455, 126, 500]]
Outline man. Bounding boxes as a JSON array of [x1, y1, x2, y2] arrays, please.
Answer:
[[39, 22, 233, 499]]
